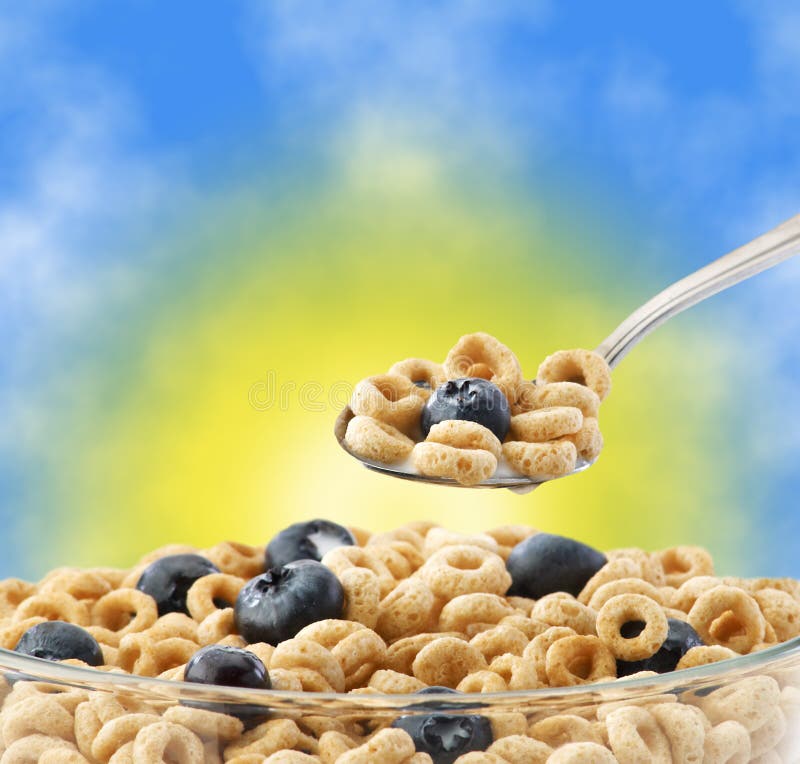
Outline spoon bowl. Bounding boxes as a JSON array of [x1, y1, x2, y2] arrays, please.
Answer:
[[336, 212, 800, 489]]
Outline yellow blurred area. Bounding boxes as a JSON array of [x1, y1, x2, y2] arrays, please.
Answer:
[[58, 174, 746, 570]]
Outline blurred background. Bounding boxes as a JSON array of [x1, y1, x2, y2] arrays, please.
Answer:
[[1, 1, 799, 580]]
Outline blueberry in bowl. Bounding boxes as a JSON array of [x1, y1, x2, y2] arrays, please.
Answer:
[[421, 378, 511, 442], [182, 644, 271, 725], [265, 519, 355, 569], [234, 559, 345, 645], [136, 553, 221, 616], [616, 618, 704, 677], [392, 687, 493, 764], [14, 621, 104, 666]]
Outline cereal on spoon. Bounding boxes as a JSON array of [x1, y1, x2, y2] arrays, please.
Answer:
[[1, 519, 798, 761], [344, 332, 612, 485]]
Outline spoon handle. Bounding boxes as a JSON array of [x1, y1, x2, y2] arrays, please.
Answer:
[[595, 213, 800, 369]]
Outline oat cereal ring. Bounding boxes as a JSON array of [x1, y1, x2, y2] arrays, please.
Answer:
[[203, 541, 265, 579], [196, 608, 238, 645], [38, 569, 112, 602], [536, 349, 611, 402], [40, 750, 91, 764], [487, 653, 540, 690], [0, 579, 36, 618], [335, 728, 416, 764], [318, 730, 358, 763], [531, 594, 597, 636], [411, 442, 497, 486], [130, 721, 205, 763], [12, 592, 89, 626], [411, 636, 488, 688], [263, 752, 321, 764], [509, 407, 583, 443], [530, 381, 602, 418], [322, 547, 396, 599], [469, 625, 529, 662], [367, 670, 427, 694], [117, 634, 198, 677], [376, 578, 439, 642], [675, 645, 738, 670], [142, 613, 199, 643], [497, 614, 549, 640], [224, 719, 319, 760], [388, 358, 445, 389], [688, 585, 766, 653], [184, 573, 245, 622], [345, 416, 415, 464], [418, 545, 511, 599], [89, 712, 162, 761], [753, 588, 800, 642], [335, 567, 380, 630], [368, 527, 426, 551], [607, 548, 666, 587], [605, 706, 672, 763], [545, 635, 616, 687], [670, 576, 724, 612], [456, 670, 509, 693], [546, 742, 617, 763], [350, 374, 428, 436], [484, 525, 536, 559], [0, 735, 84, 764], [366, 542, 425, 581], [423, 527, 500, 557], [647, 703, 707, 764], [523, 626, 576, 684], [486, 735, 551, 764], [89, 588, 159, 646], [562, 417, 604, 462], [269, 638, 346, 693], [295, 620, 387, 691], [596, 594, 668, 661], [1, 692, 77, 745], [578, 558, 643, 606], [658, 546, 714, 588], [528, 715, 604, 747], [426, 420, 503, 460], [443, 332, 524, 401], [697, 676, 781, 731], [501, 440, 577, 480], [749, 705, 787, 758], [703, 720, 751, 764], [383, 633, 466, 676], [509, 380, 538, 415], [586, 578, 664, 612]]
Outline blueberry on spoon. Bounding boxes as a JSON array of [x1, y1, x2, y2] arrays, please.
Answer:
[[15, 621, 104, 666], [421, 378, 510, 441], [183, 644, 271, 725], [265, 519, 355, 569], [136, 554, 220, 616], [235, 560, 344, 644]]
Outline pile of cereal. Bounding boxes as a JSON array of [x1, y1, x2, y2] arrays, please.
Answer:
[[342, 332, 612, 485], [1, 519, 799, 762]]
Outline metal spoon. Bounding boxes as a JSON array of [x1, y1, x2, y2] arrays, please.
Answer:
[[336, 212, 800, 490]]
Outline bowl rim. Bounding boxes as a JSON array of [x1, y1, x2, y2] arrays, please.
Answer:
[[2, 635, 800, 710]]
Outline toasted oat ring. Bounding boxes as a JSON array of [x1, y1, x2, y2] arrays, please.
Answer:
[[89, 589, 159, 646], [457, 670, 508, 693], [563, 417, 604, 461], [536, 349, 611, 401], [419, 544, 511, 599], [412, 442, 497, 486], [443, 332, 524, 400], [411, 636, 488, 687], [528, 714, 604, 747], [132, 721, 205, 763], [688, 585, 765, 653], [388, 358, 445, 390], [605, 706, 672, 763], [658, 546, 714, 587], [586, 578, 664, 612], [12, 592, 89, 626], [344, 415, 414, 464], [376, 578, 438, 641], [510, 407, 583, 442], [338, 567, 381, 629], [531, 381, 601, 418], [675, 645, 738, 670], [350, 374, 428, 436], [596, 594, 668, 661], [186, 573, 245, 621], [425, 420, 502, 460], [545, 635, 616, 687], [531, 594, 597, 636], [510, 381, 538, 415], [502, 440, 577, 479], [438, 593, 517, 633], [546, 742, 617, 763]]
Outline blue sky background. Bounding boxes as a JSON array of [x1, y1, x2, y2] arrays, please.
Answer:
[[1, 1, 800, 577]]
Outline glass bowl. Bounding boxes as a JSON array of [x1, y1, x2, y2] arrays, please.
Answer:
[[1, 637, 798, 762]]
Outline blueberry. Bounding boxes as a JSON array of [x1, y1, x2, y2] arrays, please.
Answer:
[[136, 554, 220, 616], [234, 560, 345, 645], [421, 378, 510, 441], [617, 618, 704, 676], [506, 532, 606, 599], [183, 645, 271, 724], [392, 688, 493, 763], [265, 519, 355, 569], [15, 621, 103, 666]]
